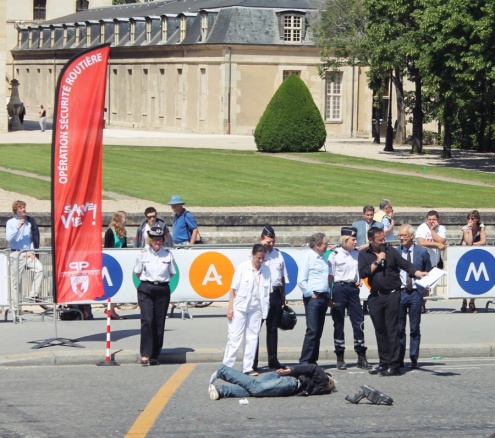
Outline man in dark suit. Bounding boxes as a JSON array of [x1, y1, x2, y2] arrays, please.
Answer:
[[397, 224, 433, 369]]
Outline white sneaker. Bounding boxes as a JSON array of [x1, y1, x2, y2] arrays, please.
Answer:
[[208, 384, 220, 400], [245, 370, 258, 376], [209, 371, 218, 384]]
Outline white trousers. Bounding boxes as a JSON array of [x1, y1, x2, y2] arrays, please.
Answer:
[[10, 252, 43, 302], [222, 305, 262, 373]]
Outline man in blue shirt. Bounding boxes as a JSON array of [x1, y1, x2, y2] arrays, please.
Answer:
[[5, 200, 43, 302], [167, 195, 199, 245], [298, 232, 331, 365]]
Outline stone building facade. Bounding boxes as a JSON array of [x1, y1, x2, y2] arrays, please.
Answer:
[[2, 0, 112, 131], [9, 0, 376, 137]]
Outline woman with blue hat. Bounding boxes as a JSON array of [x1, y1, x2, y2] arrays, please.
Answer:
[[167, 195, 199, 245]]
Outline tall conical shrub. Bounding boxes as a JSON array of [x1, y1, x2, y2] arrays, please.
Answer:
[[254, 74, 326, 152]]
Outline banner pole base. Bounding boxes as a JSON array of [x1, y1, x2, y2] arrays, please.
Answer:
[[29, 337, 84, 349], [97, 360, 120, 367]]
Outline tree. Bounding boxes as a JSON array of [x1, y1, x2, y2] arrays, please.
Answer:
[[254, 75, 326, 153], [364, 0, 426, 153]]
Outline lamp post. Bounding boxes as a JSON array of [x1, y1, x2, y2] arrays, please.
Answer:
[[384, 72, 394, 151]]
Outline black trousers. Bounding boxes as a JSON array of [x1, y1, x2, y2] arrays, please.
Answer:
[[367, 290, 401, 369], [299, 294, 330, 364], [253, 288, 284, 368], [331, 283, 366, 355], [138, 282, 171, 360]]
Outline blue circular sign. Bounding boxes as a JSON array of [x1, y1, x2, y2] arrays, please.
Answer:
[[98, 253, 124, 300], [281, 251, 298, 295], [455, 249, 495, 295]]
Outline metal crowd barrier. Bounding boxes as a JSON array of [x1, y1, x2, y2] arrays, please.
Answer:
[[4, 248, 54, 323]]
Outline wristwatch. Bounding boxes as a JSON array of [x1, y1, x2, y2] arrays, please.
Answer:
[[373, 261, 380, 266]]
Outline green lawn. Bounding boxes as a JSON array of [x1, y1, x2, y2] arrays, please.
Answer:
[[0, 144, 493, 207]]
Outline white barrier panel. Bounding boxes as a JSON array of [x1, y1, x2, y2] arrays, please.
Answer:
[[0, 253, 8, 306], [67, 247, 372, 304], [448, 246, 495, 298]]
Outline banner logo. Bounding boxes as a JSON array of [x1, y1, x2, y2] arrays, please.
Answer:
[[455, 249, 495, 295]]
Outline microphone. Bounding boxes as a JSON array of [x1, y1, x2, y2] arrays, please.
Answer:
[[379, 244, 387, 268]]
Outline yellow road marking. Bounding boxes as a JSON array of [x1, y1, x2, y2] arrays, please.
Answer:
[[125, 363, 196, 437]]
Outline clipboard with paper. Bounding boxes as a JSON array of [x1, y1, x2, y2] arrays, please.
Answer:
[[415, 267, 445, 290]]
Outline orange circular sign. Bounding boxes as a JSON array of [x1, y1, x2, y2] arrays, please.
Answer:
[[189, 252, 235, 299]]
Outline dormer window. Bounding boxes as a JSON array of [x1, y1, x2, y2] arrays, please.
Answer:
[[100, 21, 105, 43], [86, 23, 92, 46], [63, 25, 68, 45], [283, 14, 303, 42], [39, 27, 44, 47], [146, 18, 152, 43], [161, 16, 167, 42], [130, 19, 136, 43], [50, 26, 55, 47], [179, 16, 186, 43], [114, 20, 120, 44], [200, 13, 208, 42], [28, 28, 33, 47], [75, 23, 80, 44]]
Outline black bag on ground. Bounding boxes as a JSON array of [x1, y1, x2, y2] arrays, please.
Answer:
[[59, 304, 93, 320]]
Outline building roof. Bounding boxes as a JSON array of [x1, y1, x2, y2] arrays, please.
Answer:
[[14, 0, 323, 51]]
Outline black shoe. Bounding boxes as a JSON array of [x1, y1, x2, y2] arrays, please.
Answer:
[[369, 366, 387, 375], [268, 361, 283, 369], [399, 361, 405, 368], [410, 358, 418, 369], [357, 355, 372, 370], [149, 359, 160, 366], [379, 367, 400, 377]]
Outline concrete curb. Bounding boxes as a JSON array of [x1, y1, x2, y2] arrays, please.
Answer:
[[1, 344, 494, 367]]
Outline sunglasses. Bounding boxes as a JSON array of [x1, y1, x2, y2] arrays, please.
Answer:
[[146, 215, 156, 219]]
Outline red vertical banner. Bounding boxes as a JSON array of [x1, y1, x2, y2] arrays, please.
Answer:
[[51, 45, 110, 303]]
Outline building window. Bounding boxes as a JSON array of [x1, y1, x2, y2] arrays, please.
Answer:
[[159, 68, 165, 117], [199, 68, 207, 120], [39, 28, 44, 47], [283, 70, 301, 80], [50, 27, 55, 47], [76, 0, 89, 11], [200, 13, 208, 42], [75, 24, 80, 44], [325, 72, 343, 121], [33, 0, 46, 21], [179, 17, 186, 43], [114, 21, 120, 44], [130, 20, 136, 43], [176, 68, 183, 118], [161, 16, 167, 42], [283, 15, 303, 42], [146, 18, 152, 43], [28, 28, 33, 47], [63, 26, 68, 45], [100, 21, 105, 43], [86, 24, 92, 46]]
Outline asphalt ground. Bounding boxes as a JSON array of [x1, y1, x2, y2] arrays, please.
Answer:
[[1, 298, 494, 368]]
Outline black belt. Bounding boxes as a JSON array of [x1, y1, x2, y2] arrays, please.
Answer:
[[10, 249, 21, 252], [400, 288, 417, 293], [372, 289, 396, 296], [313, 291, 329, 296], [336, 281, 357, 286], [141, 280, 169, 286]]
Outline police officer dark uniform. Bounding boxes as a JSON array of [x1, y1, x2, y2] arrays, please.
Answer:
[[329, 227, 372, 370], [253, 225, 288, 370], [134, 226, 176, 366]]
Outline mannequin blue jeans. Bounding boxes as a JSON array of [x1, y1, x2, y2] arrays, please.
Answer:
[[216, 364, 298, 398]]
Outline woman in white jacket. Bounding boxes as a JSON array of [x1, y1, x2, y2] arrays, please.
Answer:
[[218, 244, 271, 377]]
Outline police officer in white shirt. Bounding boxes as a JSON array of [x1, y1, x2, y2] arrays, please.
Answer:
[[329, 227, 372, 371], [134, 226, 176, 366], [253, 225, 289, 370]]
